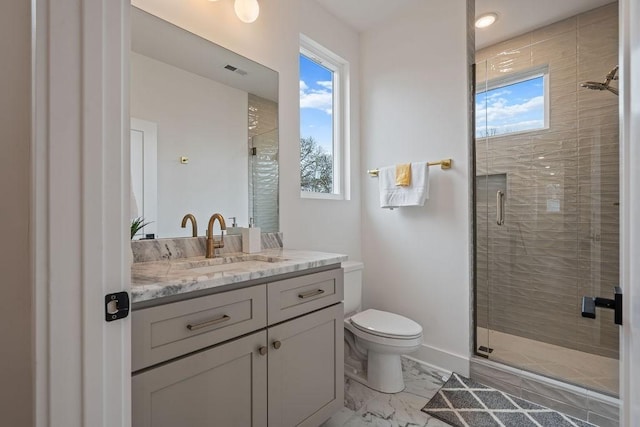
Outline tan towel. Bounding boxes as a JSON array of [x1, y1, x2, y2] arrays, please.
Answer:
[[395, 163, 411, 186]]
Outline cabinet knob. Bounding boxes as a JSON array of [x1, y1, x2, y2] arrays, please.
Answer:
[[258, 346, 268, 356], [272, 340, 282, 350]]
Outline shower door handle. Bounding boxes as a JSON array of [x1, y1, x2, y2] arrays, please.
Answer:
[[496, 190, 505, 226], [581, 286, 622, 325]]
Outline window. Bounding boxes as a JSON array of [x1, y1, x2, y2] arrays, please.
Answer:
[[299, 35, 347, 198], [476, 70, 548, 138]]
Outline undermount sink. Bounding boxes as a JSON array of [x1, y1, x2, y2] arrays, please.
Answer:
[[173, 254, 289, 275]]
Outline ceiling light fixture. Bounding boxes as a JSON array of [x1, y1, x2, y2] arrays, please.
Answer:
[[209, 0, 260, 23], [475, 13, 498, 29]]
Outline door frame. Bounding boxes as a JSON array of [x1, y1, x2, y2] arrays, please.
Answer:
[[130, 118, 158, 238], [33, 0, 131, 425], [31, 0, 639, 425], [619, 0, 639, 424]]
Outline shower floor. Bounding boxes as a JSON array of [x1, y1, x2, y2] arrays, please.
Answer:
[[477, 328, 618, 396]]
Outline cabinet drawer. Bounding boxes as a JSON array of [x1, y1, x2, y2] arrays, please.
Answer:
[[267, 268, 343, 325], [133, 285, 267, 371]]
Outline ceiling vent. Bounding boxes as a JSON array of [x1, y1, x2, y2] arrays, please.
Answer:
[[224, 64, 248, 76]]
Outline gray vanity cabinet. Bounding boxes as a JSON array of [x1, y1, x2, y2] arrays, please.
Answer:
[[132, 267, 344, 427]]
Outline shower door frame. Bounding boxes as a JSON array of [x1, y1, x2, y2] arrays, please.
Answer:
[[619, 0, 640, 422]]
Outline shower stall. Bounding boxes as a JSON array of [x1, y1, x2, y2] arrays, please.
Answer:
[[473, 2, 620, 400]]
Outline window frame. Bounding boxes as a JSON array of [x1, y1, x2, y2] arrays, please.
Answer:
[[299, 34, 348, 200], [476, 65, 550, 139]]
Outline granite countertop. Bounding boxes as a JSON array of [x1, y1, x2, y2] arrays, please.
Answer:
[[131, 248, 348, 304]]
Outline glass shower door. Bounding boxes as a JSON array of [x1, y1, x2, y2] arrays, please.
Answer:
[[473, 21, 620, 396]]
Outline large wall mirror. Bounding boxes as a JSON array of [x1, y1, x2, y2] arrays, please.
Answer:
[[130, 7, 279, 239]]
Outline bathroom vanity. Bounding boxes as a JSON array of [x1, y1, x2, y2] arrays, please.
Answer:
[[130, 247, 346, 427], [128, 7, 347, 425]]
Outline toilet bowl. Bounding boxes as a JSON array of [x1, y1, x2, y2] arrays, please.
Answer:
[[342, 262, 423, 393]]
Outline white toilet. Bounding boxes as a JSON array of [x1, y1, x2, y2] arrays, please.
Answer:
[[342, 261, 423, 393]]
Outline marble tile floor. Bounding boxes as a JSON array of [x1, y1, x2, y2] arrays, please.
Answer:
[[477, 328, 619, 396], [321, 357, 453, 427]]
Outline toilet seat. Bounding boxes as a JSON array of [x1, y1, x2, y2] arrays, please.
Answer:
[[350, 309, 422, 340]]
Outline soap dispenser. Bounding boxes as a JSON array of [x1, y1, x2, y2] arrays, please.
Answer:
[[241, 218, 261, 253], [227, 216, 243, 235]]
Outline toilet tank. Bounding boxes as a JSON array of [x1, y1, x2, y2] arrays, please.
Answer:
[[342, 261, 363, 315]]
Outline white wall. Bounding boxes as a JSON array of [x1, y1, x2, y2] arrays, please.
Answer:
[[130, 52, 248, 237], [0, 0, 33, 425], [130, 0, 361, 260], [360, 1, 471, 374], [295, 0, 362, 259], [130, 0, 468, 374]]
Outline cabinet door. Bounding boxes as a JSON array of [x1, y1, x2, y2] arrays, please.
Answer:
[[132, 331, 267, 427], [268, 303, 344, 427]]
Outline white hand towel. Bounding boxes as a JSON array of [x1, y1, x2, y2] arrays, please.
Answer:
[[379, 162, 429, 208]]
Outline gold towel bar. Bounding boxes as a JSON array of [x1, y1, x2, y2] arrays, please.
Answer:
[[367, 159, 452, 177]]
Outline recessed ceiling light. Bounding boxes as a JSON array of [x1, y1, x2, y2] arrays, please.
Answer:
[[475, 13, 498, 29]]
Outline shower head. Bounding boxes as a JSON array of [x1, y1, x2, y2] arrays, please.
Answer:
[[580, 81, 619, 95], [581, 81, 608, 90], [580, 65, 619, 96]]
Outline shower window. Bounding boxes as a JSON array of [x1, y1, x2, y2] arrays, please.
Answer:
[[476, 69, 549, 138]]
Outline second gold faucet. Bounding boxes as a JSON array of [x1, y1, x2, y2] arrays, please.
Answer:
[[181, 213, 198, 237], [206, 213, 226, 258]]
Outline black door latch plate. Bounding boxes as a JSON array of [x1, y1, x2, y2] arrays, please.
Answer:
[[105, 291, 130, 322]]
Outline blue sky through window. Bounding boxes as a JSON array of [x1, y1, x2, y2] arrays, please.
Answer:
[[476, 75, 545, 138], [299, 54, 333, 154]]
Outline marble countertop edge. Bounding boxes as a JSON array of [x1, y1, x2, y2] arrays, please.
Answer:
[[131, 248, 348, 304]]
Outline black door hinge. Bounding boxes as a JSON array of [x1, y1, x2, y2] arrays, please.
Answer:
[[581, 286, 622, 325]]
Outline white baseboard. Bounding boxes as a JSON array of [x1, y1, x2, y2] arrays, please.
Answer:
[[410, 343, 470, 376]]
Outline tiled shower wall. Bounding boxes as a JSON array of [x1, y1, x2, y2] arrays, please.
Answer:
[[248, 94, 279, 232], [475, 2, 619, 358]]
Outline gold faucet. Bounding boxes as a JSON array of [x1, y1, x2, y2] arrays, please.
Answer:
[[206, 213, 226, 258], [181, 214, 198, 237]]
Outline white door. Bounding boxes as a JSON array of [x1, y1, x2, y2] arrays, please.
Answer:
[[130, 118, 158, 238], [33, 0, 131, 426], [619, 0, 640, 424]]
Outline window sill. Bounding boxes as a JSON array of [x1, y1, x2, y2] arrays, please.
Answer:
[[300, 191, 344, 201]]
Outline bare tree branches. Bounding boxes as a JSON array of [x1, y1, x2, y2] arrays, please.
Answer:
[[300, 136, 333, 193]]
